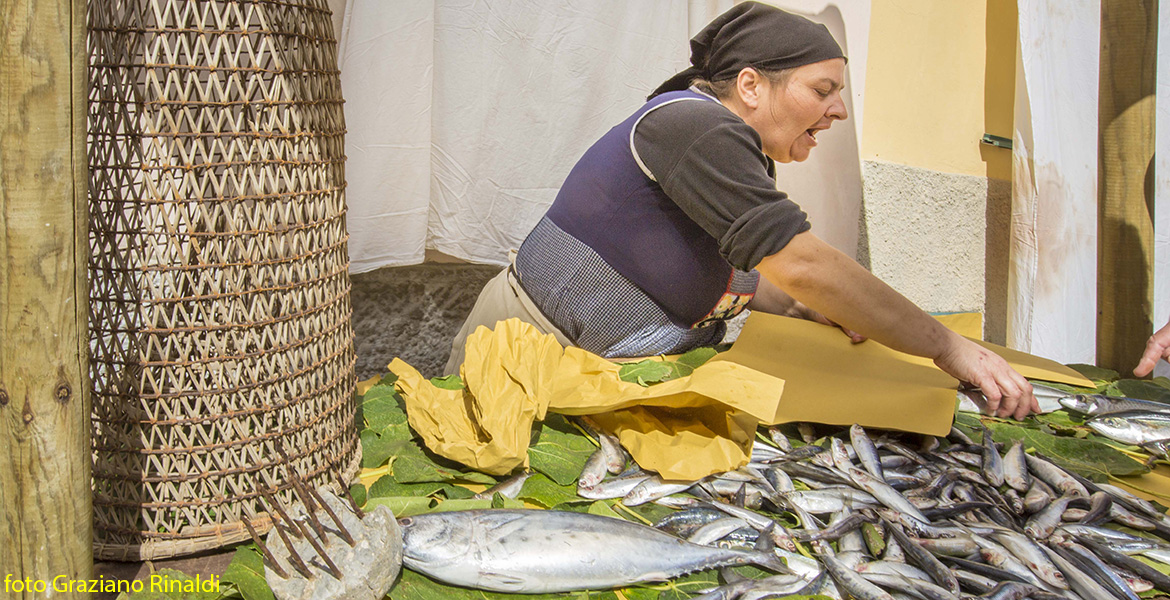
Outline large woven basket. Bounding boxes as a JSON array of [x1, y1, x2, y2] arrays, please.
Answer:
[[87, 0, 359, 560]]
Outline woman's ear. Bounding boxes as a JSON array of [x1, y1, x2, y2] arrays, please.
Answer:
[[736, 68, 763, 109]]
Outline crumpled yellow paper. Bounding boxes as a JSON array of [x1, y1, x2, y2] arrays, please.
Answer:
[[390, 318, 785, 481]]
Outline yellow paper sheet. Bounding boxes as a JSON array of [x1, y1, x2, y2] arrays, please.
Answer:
[[1116, 464, 1170, 505], [712, 312, 1093, 436], [390, 319, 785, 480]]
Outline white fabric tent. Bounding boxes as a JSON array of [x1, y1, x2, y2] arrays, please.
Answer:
[[1009, 0, 1100, 364], [1011, 0, 1170, 368], [336, 0, 868, 273], [1157, 0, 1170, 377]]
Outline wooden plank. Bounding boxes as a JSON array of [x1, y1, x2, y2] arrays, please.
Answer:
[[0, 0, 92, 595], [1098, 0, 1158, 374]]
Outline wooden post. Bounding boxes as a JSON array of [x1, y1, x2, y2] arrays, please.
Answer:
[[0, 0, 92, 596], [1098, 0, 1158, 374]]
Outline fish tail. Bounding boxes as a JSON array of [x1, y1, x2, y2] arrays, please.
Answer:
[[750, 551, 793, 575]]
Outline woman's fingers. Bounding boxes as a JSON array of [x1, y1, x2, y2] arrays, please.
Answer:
[[1134, 322, 1170, 378], [1134, 333, 1170, 377], [937, 338, 1037, 421]]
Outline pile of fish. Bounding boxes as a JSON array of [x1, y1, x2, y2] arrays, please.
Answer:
[[399, 404, 1170, 600]]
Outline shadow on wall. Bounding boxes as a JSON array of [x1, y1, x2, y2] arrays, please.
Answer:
[[773, 3, 863, 261], [350, 263, 499, 380], [982, 0, 1018, 345]]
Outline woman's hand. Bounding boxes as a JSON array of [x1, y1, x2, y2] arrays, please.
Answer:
[[934, 334, 1039, 420], [1134, 321, 1170, 378]]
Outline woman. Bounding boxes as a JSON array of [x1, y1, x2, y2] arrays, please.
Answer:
[[447, 2, 1038, 420]]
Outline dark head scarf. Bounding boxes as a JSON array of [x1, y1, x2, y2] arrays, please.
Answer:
[[650, 2, 846, 99]]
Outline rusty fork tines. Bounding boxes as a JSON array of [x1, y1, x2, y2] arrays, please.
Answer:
[[273, 438, 333, 545], [242, 515, 289, 579], [302, 481, 356, 546], [338, 474, 366, 519], [259, 492, 314, 580], [261, 488, 344, 580]]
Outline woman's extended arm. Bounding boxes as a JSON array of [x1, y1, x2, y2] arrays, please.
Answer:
[[756, 231, 1038, 419], [748, 276, 865, 343]]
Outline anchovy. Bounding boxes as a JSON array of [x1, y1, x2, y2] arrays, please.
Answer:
[[1023, 479, 1053, 514], [767, 443, 825, 463], [884, 520, 960, 595], [989, 529, 1067, 589], [792, 510, 872, 542], [624, 475, 695, 506], [1076, 490, 1114, 525], [847, 466, 930, 523], [475, 469, 533, 500], [969, 534, 1047, 588], [775, 460, 853, 486], [1060, 393, 1170, 416], [898, 574, 962, 600], [750, 441, 785, 463], [576, 472, 650, 500], [653, 506, 728, 537], [687, 517, 752, 546], [578, 448, 610, 490], [1040, 543, 1117, 600], [1058, 541, 1141, 600], [1078, 534, 1170, 592], [980, 426, 1005, 488], [597, 431, 627, 474], [782, 488, 878, 514], [1097, 482, 1168, 521], [767, 425, 793, 452], [821, 553, 896, 600], [399, 509, 789, 593], [1002, 440, 1030, 492], [979, 581, 1053, 600], [689, 573, 809, 600], [1023, 453, 1089, 497], [854, 560, 933, 582], [910, 534, 979, 556], [831, 437, 854, 471], [763, 465, 794, 493], [1087, 410, 1170, 445], [702, 498, 777, 532], [939, 555, 1032, 586], [1110, 503, 1159, 531], [1024, 493, 1075, 539], [851, 424, 886, 482]]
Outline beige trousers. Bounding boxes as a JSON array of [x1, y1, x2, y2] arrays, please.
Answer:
[[443, 252, 573, 375]]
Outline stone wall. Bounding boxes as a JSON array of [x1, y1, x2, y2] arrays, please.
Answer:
[[349, 263, 498, 381], [858, 160, 1012, 344]]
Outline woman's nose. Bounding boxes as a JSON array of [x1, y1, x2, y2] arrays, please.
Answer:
[[828, 93, 848, 121]]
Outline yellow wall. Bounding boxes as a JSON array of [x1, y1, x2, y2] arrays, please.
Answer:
[[862, 0, 1016, 180]]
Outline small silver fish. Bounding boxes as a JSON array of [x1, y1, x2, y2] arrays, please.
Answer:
[[623, 474, 695, 506], [1002, 440, 1031, 492], [1087, 411, 1170, 445], [1060, 393, 1170, 417], [474, 469, 532, 500], [851, 424, 885, 482]]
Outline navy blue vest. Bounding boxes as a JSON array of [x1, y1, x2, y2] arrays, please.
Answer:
[[545, 90, 752, 328]]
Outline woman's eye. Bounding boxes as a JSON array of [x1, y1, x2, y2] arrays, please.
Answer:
[[815, 89, 830, 98]]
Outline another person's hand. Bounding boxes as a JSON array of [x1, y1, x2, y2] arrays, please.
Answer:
[[1135, 321, 1170, 378], [933, 335, 1038, 420], [786, 302, 866, 344]]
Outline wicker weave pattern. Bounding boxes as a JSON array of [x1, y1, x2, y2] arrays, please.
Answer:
[[87, 0, 358, 560]]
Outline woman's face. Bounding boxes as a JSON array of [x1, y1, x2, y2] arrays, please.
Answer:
[[752, 58, 848, 163]]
